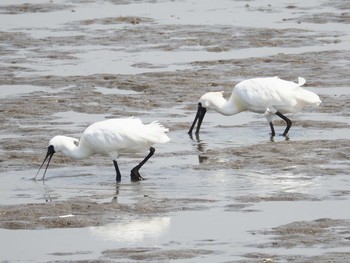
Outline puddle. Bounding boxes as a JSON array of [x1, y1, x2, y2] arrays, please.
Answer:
[[52, 111, 110, 126], [94, 86, 142, 95], [0, 85, 50, 98]]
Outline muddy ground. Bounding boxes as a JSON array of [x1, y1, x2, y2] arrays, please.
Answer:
[[0, 0, 350, 262]]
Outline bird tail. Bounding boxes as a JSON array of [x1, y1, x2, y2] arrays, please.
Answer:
[[296, 89, 322, 106], [294, 77, 321, 106], [146, 121, 170, 143]]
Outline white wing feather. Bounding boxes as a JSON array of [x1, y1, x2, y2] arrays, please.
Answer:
[[81, 118, 169, 155], [234, 77, 319, 113]]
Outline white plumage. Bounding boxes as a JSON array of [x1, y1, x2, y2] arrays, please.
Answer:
[[188, 77, 321, 137], [35, 118, 170, 182]]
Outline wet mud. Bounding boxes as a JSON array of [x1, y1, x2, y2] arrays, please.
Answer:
[[1, 0, 350, 262]]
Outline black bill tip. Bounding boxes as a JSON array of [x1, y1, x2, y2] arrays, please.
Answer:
[[34, 145, 55, 181], [188, 102, 207, 135]]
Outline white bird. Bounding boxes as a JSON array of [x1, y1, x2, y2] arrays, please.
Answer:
[[188, 77, 321, 137], [35, 118, 170, 182]]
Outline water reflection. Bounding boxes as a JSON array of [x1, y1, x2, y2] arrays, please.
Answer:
[[31, 170, 121, 203], [90, 217, 171, 243], [189, 133, 209, 164], [111, 183, 119, 204], [32, 179, 55, 202]]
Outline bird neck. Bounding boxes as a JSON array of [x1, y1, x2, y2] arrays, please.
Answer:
[[58, 137, 92, 160], [211, 94, 244, 116]]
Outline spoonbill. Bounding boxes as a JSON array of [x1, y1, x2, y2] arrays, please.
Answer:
[[188, 77, 321, 137], [35, 118, 170, 182]]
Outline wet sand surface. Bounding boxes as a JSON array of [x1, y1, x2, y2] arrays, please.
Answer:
[[0, 0, 350, 262]]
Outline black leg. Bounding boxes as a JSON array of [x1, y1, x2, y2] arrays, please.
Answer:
[[130, 147, 155, 182], [113, 160, 122, 182], [275, 111, 292, 136], [269, 122, 276, 137]]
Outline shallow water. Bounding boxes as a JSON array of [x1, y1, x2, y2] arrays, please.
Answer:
[[1, 166, 349, 261], [1, 0, 350, 262], [1, 127, 350, 261]]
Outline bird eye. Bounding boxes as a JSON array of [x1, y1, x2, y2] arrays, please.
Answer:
[[74, 140, 79, 146]]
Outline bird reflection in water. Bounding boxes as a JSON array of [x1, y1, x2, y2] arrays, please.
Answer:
[[189, 133, 209, 164]]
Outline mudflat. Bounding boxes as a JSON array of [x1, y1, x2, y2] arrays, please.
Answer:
[[0, 0, 349, 262]]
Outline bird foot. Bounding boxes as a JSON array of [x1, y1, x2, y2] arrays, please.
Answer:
[[280, 134, 290, 141], [130, 167, 144, 182], [270, 133, 289, 141]]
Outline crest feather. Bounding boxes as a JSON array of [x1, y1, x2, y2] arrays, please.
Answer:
[[297, 77, 306, 86]]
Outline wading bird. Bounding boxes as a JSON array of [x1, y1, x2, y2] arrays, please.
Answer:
[[35, 118, 170, 182], [188, 77, 321, 137]]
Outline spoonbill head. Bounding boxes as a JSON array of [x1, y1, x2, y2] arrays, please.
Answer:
[[35, 118, 170, 182], [188, 77, 321, 137]]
